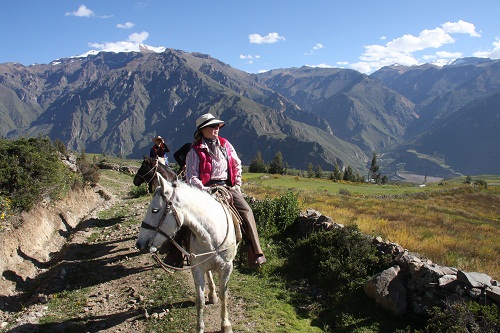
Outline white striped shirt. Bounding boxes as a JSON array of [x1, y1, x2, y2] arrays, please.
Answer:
[[185, 137, 242, 191]]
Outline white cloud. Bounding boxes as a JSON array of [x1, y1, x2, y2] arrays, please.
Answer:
[[306, 63, 333, 69], [348, 20, 480, 73], [313, 43, 324, 50], [66, 5, 94, 17], [305, 43, 324, 55], [380, 36, 387, 40], [117, 22, 135, 29], [473, 37, 500, 59], [240, 54, 260, 64], [442, 20, 480, 37], [436, 51, 462, 58], [88, 31, 150, 52], [128, 31, 149, 43], [249, 32, 285, 44]]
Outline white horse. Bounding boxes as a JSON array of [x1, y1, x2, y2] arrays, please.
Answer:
[[136, 179, 237, 333]]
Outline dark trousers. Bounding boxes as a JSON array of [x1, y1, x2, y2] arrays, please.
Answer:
[[229, 188, 264, 256]]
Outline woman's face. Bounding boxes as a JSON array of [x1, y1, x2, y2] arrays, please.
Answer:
[[155, 140, 162, 146], [201, 124, 220, 140]]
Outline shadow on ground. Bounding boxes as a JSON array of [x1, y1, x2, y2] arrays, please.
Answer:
[[1, 215, 151, 332]]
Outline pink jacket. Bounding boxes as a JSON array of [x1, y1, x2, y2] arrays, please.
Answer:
[[191, 137, 239, 186]]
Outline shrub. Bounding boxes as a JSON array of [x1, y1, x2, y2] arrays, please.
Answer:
[[474, 179, 488, 189], [285, 225, 380, 292], [0, 137, 75, 212], [248, 191, 300, 238], [339, 188, 351, 196], [129, 184, 149, 198], [421, 300, 500, 333], [76, 157, 100, 184]]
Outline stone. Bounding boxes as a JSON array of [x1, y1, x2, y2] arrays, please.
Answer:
[[486, 286, 500, 303], [364, 265, 407, 316], [438, 274, 458, 288], [457, 271, 492, 288]]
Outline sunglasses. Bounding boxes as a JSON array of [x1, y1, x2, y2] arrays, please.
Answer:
[[207, 124, 221, 129]]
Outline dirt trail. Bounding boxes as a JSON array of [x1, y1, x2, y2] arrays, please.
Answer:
[[1, 171, 246, 333]]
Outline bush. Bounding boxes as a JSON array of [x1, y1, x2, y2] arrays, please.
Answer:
[[0, 137, 76, 213], [76, 157, 100, 184], [285, 225, 380, 292], [422, 300, 500, 333], [0, 195, 13, 221], [129, 183, 149, 198], [474, 179, 488, 189], [248, 191, 300, 238]]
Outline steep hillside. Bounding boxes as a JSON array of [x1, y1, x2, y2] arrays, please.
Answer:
[[1, 51, 498, 177], [372, 58, 500, 137], [0, 50, 368, 173], [389, 91, 500, 176], [257, 67, 417, 153]]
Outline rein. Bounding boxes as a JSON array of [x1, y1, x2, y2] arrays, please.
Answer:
[[141, 183, 234, 274], [137, 161, 158, 189]]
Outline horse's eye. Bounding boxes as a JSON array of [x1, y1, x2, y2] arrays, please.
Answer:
[[152, 208, 159, 213]]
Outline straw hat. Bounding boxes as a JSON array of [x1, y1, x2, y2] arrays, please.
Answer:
[[194, 113, 225, 139], [152, 135, 164, 144]]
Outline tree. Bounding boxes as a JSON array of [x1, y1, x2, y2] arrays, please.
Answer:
[[249, 151, 267, 173], [369, 152, 380, 183], [332, 162, 342, 181], [268, 151, 284, 174], [307, 163, 314, 178], [54, 138, 67, 155], [343, 165, 355, 181], [315, 165, 323, 178]]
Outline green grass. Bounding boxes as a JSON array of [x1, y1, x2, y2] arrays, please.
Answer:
[[244, 172, 456, 197], [243, 173, 500, 280], [39, 288, 90, 324]]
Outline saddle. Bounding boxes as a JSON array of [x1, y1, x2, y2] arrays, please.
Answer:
[[210, 186, 243, 242]]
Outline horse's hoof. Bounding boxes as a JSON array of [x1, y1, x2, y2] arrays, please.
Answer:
[[222, 324, 233, 333], [207, 293, 219, 304]]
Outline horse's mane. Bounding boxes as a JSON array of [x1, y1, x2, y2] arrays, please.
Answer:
[[150, 157, 176, 181], [163, 181, 223, 244]]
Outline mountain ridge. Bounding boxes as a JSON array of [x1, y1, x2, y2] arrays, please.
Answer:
[[1, 50, 499, 178]]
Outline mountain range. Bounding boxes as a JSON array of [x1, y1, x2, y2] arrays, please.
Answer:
[[0, 48, 498, 178]]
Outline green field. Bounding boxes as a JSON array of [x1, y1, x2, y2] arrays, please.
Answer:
[[242, 173, 500, 280]]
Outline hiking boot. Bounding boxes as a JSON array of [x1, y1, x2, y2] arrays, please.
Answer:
[[255, 255, 267, 266]]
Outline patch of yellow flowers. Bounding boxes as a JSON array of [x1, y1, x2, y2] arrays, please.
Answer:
[[0, 196, 12, 220]]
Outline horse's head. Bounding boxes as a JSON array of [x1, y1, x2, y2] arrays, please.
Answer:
[[135, 186, 182, 253], [156, 160, 178, 182], [133, 155, 157, 187]]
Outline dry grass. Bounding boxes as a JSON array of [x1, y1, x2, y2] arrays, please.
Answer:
[[244, 176, 500, 280]]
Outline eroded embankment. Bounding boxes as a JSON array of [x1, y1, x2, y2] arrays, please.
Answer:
[[0, 186, 110, 296]]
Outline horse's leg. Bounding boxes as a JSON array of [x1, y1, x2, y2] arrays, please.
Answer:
[[219, 263, 234, 333], [206, 271, 219, 304], [192, 268, 206, 333]]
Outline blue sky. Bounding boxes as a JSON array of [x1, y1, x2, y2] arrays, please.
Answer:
[[1, 1, 499, 74]]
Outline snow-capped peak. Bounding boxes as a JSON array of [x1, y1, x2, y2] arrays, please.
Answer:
[[65, 43, 166, 61]]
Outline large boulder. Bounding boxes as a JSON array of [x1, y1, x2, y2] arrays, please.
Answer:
[[364, 265, 407, 316]]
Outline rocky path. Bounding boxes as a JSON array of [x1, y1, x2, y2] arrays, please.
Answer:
[[1, 171, 247, 333]]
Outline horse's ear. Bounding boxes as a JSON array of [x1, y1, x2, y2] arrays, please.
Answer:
[[143, 154, 148, 159], [154, 186, 164, 196]]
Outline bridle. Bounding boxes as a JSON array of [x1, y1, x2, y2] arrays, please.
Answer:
[[140, 183, 233, 273], [136, 159, 158, 188], [140, 182, 181, 239]]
